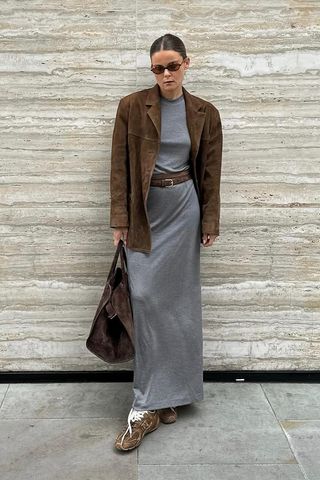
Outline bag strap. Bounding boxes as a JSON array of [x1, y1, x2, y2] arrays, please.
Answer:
[[120, 240, 128, 273], [119, 240, 130, 290], [107, 239, 128, 282]]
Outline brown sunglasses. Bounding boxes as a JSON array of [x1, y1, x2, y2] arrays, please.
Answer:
[[150, 58, 187, 75]]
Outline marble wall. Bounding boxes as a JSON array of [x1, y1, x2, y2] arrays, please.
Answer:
[[1, 1, 319, 370]]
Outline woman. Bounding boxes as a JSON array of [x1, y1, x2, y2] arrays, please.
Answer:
[[110, 33, 223, 451]]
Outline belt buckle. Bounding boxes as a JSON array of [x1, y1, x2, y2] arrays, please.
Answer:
[[163, 178, 174, 188]]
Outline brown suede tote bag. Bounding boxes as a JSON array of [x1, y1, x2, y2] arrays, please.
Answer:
[[86, 239, 135, 363]]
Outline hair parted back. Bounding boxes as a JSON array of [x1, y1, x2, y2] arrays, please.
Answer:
[[150, 33, 187, 61]]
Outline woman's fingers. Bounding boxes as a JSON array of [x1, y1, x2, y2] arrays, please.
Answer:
[[202, 233, 217, 247], [113, 228, 128, 246]]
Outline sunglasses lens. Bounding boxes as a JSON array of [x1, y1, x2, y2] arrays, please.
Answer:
[[168, 63, 180, 71], [152, 66, 164, 74], [151, 62, 181, 74]]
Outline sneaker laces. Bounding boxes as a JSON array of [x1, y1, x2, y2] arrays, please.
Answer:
[[120, 407, 150, 445]]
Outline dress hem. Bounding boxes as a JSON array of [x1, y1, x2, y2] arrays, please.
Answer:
[[131, 391, 204, 411]]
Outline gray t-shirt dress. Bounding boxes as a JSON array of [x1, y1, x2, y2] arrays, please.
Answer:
[[124, 92, 204, 410]]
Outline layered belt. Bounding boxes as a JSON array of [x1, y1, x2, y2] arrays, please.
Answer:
[[150, 168, 192, 188]]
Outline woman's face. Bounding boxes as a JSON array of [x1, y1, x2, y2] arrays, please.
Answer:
[[150, 50, 190, 97]]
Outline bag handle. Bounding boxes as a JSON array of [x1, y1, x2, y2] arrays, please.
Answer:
[[107, 239, 128, 282]]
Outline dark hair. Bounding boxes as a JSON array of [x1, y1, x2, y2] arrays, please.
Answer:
[[149, 33, 187, 61]]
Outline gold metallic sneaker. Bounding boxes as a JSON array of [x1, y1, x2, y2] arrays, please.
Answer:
[[114, 407, 160, 451], [157, 406, 177, 424]]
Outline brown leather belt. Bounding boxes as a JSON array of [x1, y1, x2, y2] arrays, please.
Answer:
[[150, 168, 192, 187]]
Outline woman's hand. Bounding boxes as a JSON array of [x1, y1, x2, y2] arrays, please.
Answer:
[[201, 233, 218, 247], [113, 228, 128, 247]]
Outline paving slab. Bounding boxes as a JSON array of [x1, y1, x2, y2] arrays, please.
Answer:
[[139, 464, 306, 480], [262, 383, 320, 420], [0, 384, 9, 406], [280, 420, 320, 480], [0, 418, 137, 480], [0, 382, 133, 419]]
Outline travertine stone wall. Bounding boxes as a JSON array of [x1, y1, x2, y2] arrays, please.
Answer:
[[1, 1, 319, 371]]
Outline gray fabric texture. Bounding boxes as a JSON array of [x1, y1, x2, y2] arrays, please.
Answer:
[[153, 93, 191, 173], [124, 92, 204, 410]]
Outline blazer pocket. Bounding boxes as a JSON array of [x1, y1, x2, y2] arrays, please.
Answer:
[[128, 130, 156, 141], [128, 117, 158, 141]]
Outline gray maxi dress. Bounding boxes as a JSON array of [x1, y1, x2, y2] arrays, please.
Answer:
[[124, 93, 204, 411]]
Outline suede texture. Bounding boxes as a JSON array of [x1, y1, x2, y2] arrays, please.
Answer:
[[110, 83, 223, 253]]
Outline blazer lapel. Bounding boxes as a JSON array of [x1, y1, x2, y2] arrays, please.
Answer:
[[145, 83, 206, 165], [183, 86, 206, 165]]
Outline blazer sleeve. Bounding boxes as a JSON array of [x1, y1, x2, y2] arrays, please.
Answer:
[[109, 96, 130, 229], [201, 105, 223, 236]]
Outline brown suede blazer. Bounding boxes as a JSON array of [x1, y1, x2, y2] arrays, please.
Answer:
[[109, 82, 223, 253]]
